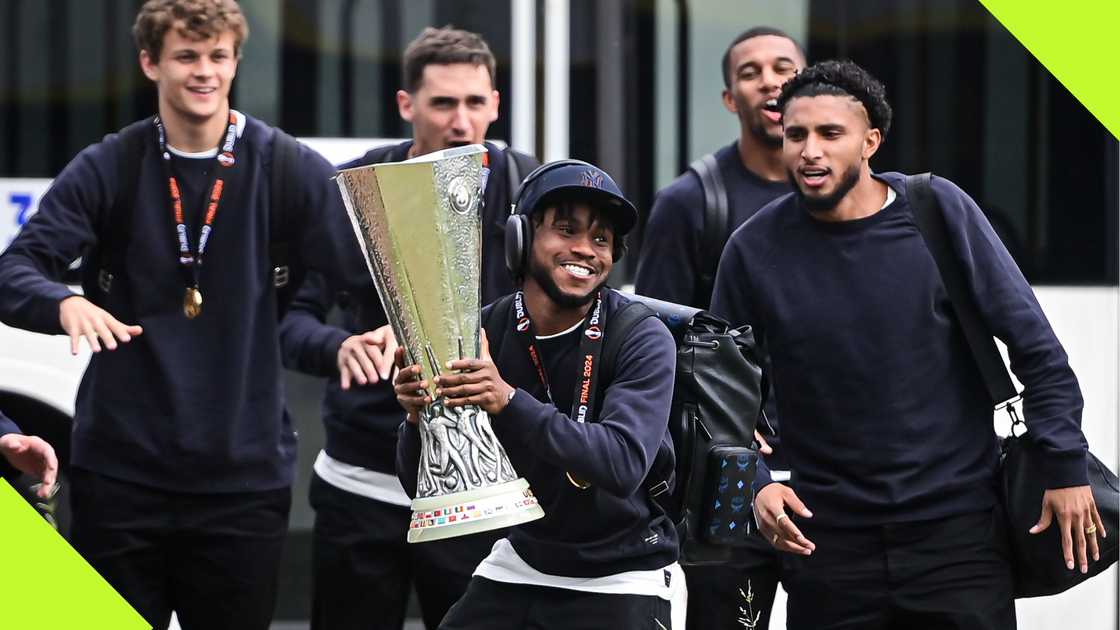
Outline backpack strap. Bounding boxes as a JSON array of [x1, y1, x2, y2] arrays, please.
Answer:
[[907, 173, 1018, 406], [270, 128, 301, 313], [688, 153, 729, 308], [97, 118, 151, 297]]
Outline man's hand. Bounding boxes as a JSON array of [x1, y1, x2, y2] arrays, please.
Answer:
[[338, 324, 398, 389], [59, 295, 142, 355], [0, 434, 58, 498], [1030, 485, 1106, 574], [754, 430, 773, 455], [393, 347, 430, 425], [755, 483, 815, 555], [435, 330, 514, 416]]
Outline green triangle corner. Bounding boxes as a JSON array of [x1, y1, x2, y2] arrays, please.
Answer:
[[978, 0, 1120, 140], [0, 479, 148, 629]]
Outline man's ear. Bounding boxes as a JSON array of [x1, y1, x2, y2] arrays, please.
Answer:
[[397, 90, 415, 123], [862, 128, 882, 160], [489, 89, 500, 123], [139, 50, 160, 82], [721, 88, 737, 115]]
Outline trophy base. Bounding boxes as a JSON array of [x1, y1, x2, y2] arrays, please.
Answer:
[[407, 478, 545, 543]]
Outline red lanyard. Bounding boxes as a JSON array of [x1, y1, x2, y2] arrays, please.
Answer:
[[511, 288, 607, 424], [154, 112, 239, 317]]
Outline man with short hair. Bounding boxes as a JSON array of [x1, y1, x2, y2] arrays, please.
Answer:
[[634, 26, 805, 630], [394, 160, 683, 629], [279, 26, 538, 630], [0, 1, 358, 627], [712, 59, 1102, 629]]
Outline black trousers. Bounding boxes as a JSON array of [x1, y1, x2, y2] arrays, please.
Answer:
[[68, 468, 290, 630], [683, 530, 781, 629], [309, 472, 505, 630], [439, 576, 673, 630], [782, 508, 1017, 630]]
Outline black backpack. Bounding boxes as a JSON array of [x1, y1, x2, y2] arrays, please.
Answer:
[[605, 293, 766, 565], [92, 117, 303, 316], [485, 290, 766, 566]]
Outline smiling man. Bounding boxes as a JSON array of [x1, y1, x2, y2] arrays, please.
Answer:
[[633, 26, 805, 630], [394, 160, 684, 629], [0, 1, 360, 627], [278, 26, 538, 630], [711, 60, 1101, 630]]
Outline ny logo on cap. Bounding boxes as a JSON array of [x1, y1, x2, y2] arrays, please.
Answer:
[[580, 169, 604, 189]]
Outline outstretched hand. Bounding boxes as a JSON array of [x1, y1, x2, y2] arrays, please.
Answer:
[[338, 324, 398, 389], [59, 295, 142, 355], [0, 434, 58, 498]]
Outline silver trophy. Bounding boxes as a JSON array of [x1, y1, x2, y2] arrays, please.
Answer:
[[336, 144, 544, 543]]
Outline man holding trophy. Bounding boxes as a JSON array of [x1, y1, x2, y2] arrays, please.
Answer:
[[378, 159, 683, 628], [280, 27, 537, 630]]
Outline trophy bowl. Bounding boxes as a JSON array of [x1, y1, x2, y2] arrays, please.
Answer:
[[336, 144, 544, 543]]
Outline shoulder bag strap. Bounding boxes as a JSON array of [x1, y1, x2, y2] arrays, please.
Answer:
[[907, 172, 1018, 406]]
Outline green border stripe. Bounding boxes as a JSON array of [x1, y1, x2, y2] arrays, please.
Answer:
[[979, 0, 1120, 140], [0, 480, 147, 629]]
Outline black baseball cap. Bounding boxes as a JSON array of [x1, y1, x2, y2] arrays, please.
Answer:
[[513, 160, 639, 236]]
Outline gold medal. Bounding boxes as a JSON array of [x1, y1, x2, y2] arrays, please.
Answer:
[[183, 287, 203, 319], [566, 472, 591, 490]]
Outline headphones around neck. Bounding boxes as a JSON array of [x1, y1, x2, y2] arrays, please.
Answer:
[[503, 159, 626, 278]]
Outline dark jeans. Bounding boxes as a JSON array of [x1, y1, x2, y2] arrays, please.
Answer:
[[68, 468, 290, 630], [439, 576, 673, 630], [309, 472, 505, 630], [782, 508, 1016, 630], [683, 530, 781, 629]]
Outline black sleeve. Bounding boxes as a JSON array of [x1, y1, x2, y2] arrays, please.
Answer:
[[634, 180, 704, 305], [278, 271, 351, 376], [0, 142, 115, 333]]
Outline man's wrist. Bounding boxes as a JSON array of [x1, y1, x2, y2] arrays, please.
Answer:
[[496, 387, 517, 414]]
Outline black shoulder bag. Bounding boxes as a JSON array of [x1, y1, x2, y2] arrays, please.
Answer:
[[907, 172, 1118, 598]]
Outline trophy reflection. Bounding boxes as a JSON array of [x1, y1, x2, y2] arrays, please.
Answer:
[[336, 144, 544, 543]]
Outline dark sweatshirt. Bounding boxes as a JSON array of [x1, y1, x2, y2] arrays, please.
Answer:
[[396, 289, 680, 577], [0, 114, 362, 493], [279, 140, 536, 473], [634, 141, 792, 309], [710, 172, 1088, 527]]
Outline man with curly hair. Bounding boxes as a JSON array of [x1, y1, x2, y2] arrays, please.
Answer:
[[711, 60, 1101, 629], [279, 26, 538, 630], [0, 1, 360, 627]]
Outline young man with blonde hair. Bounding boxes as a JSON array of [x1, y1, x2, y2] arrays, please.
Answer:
[[0, 1, 358, 627]]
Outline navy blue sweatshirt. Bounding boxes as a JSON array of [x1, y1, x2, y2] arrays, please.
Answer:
[[710, 172, 1088, 527], [396, 290, 680, 577], [0, 115, 362, 493], [279, 141, 536, 473], [635, 141, 791, 308]]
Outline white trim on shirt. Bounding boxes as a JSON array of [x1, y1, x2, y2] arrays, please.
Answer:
[[167, 109, 248, 159], [313, 449, 412, 507], [474, 538, 686, 601]]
